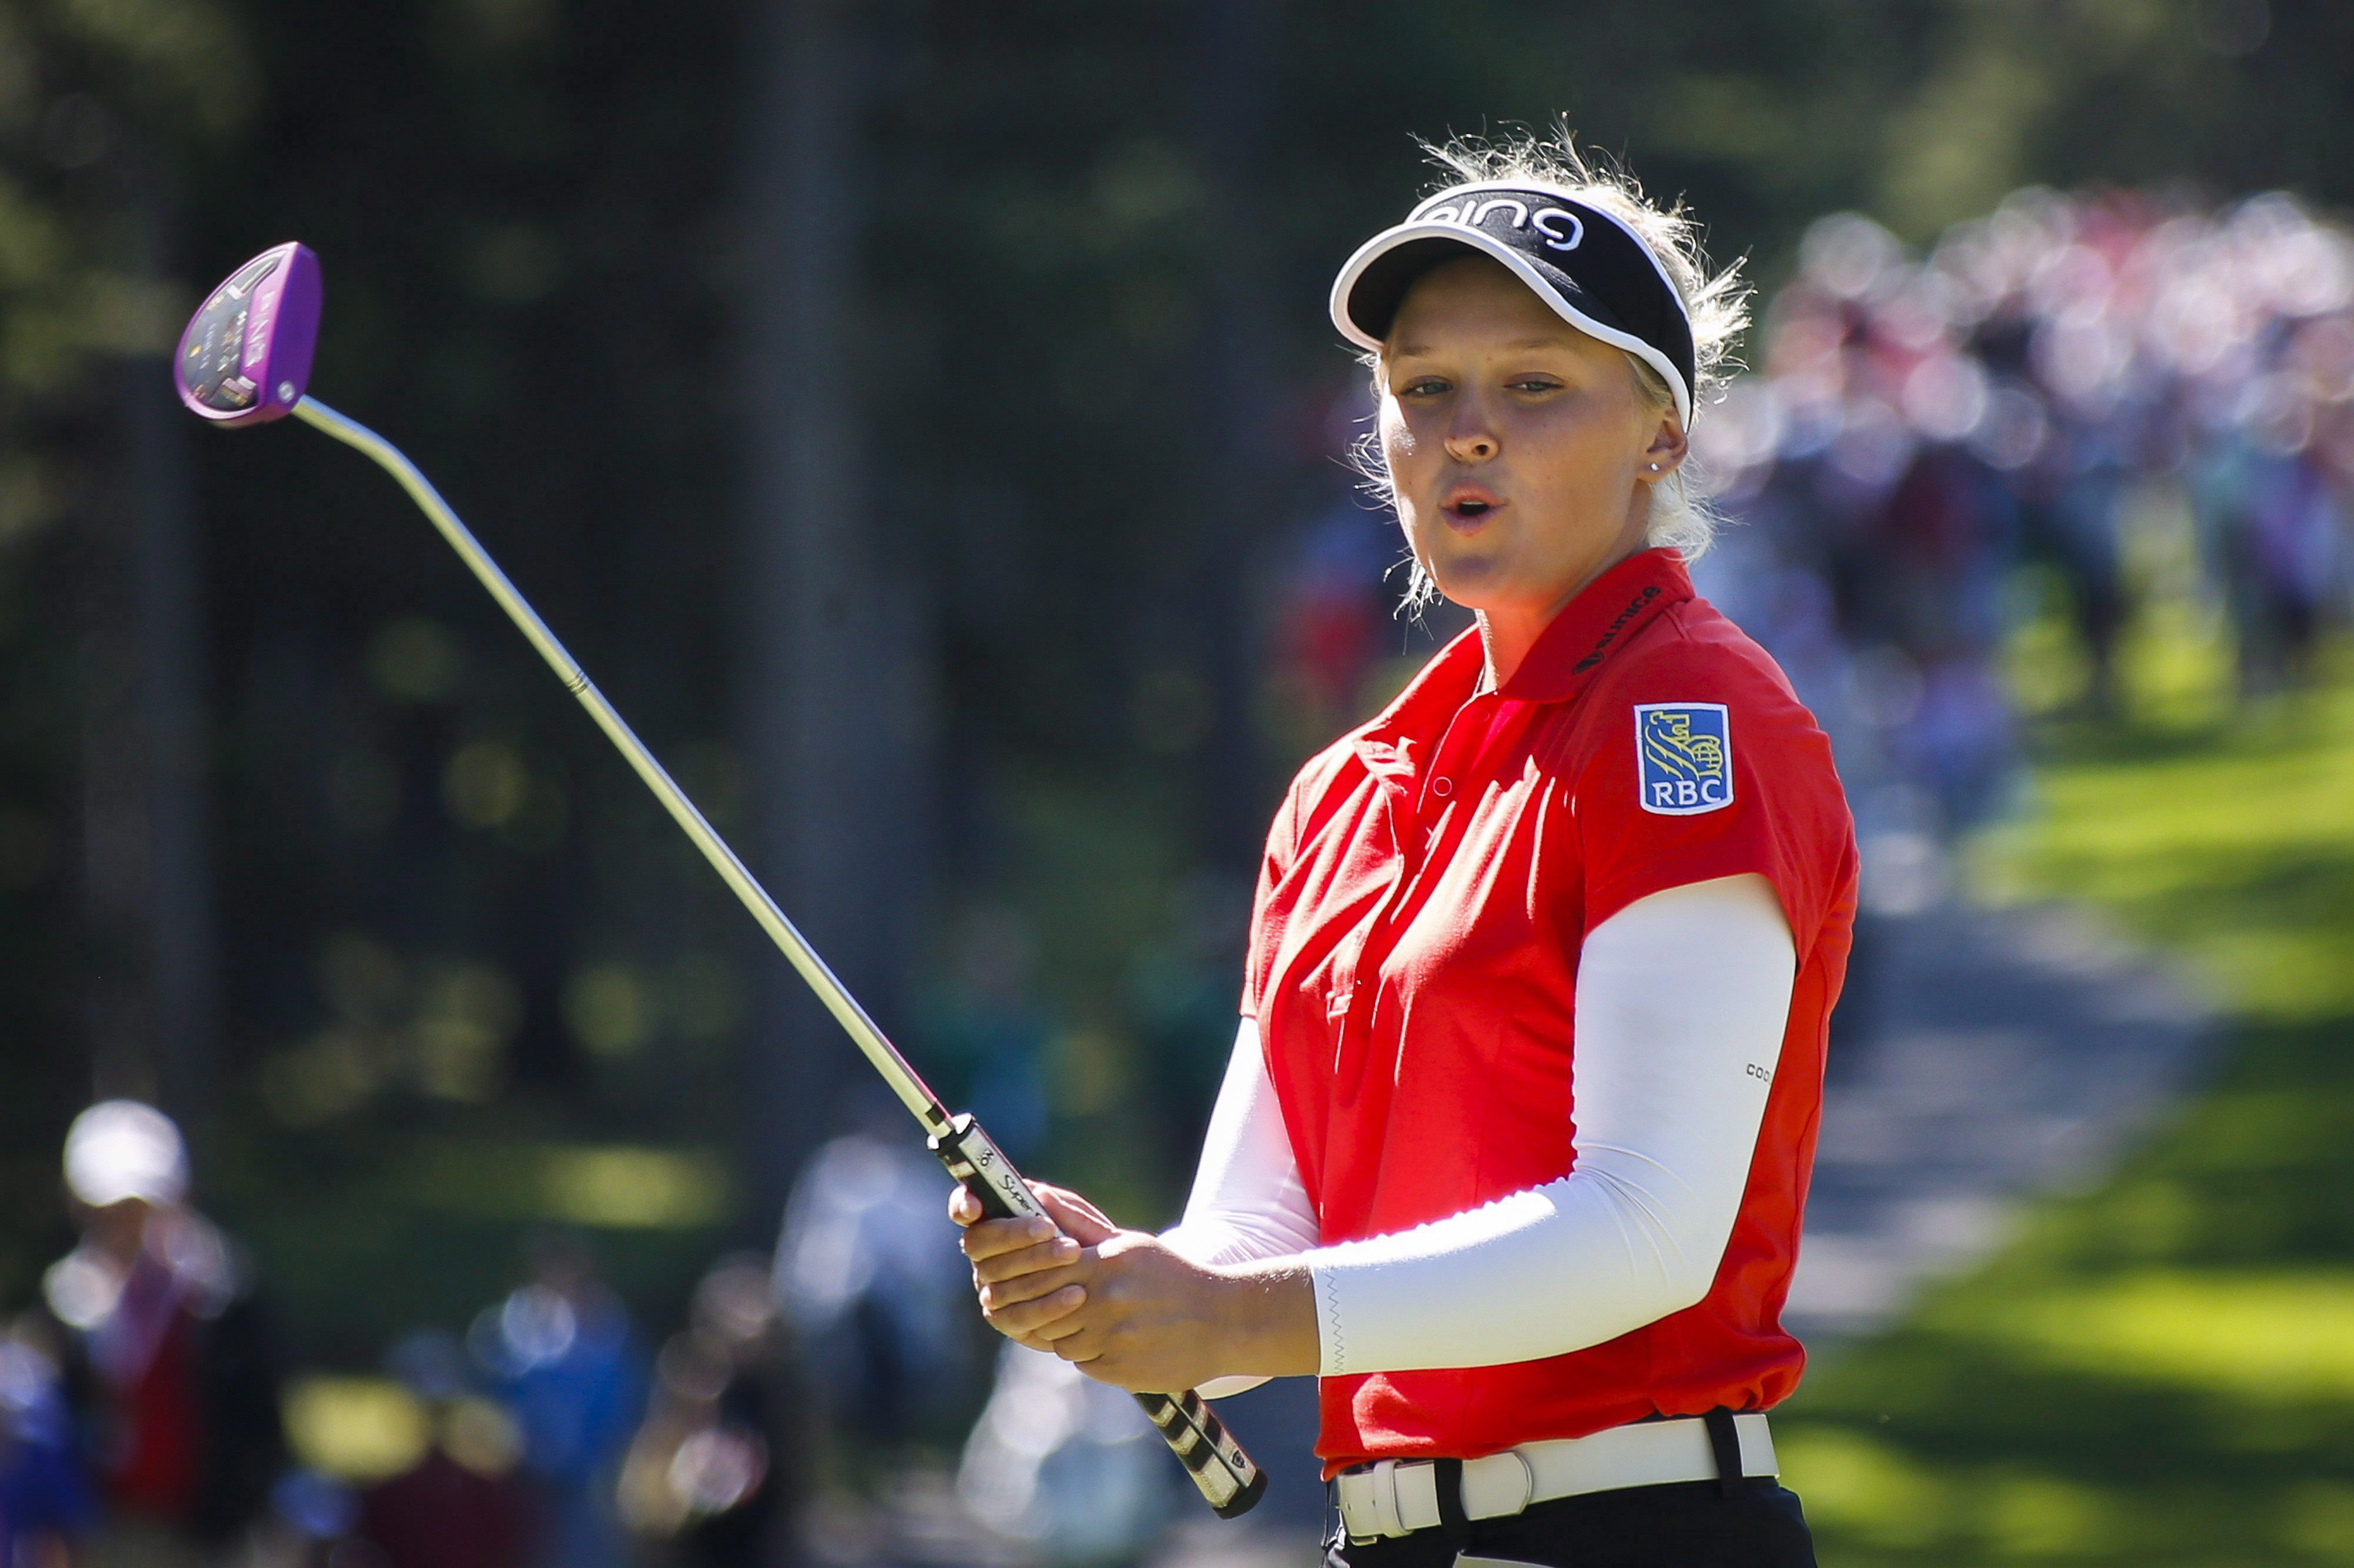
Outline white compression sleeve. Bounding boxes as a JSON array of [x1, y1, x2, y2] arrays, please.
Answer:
[[1161, 1016, 1319, 1397], [1306, 873, 1797, 1376]]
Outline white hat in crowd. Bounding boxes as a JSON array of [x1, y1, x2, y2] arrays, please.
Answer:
[[63, 1099, 189, 1209]]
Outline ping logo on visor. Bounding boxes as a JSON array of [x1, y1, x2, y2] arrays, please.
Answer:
[[1634, 703, 1733, 815], [1411, 192, 1587, 252]]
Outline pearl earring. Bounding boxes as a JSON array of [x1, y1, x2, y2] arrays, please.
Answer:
[[1647, 462, 1661, 472]]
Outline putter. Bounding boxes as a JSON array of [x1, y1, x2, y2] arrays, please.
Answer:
[[175, 243, 1268, 1519]]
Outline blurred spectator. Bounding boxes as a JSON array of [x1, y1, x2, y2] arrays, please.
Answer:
[[0, 1319, 93, 1566], [1270, 497, 1400, 745], [773, 1113, 973, 1457], [617, 1254, 805, 1564], [350, 1330, 532, 1568], [470, 1234, 644, 1568], [39, 1100, 285, 1565], [255, 1469, 355, 1568], [918, 908, 1050, 1164], [2194, 368, 2348, 691], [956, 1342, 1169, 1566]]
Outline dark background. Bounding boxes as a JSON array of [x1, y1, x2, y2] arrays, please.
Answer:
[[0, 0, 2345, 1370]]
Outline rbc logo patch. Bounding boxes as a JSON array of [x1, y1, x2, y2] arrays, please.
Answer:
[[1635, 703, 1733, 815]]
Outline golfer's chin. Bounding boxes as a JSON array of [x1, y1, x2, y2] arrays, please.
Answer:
[[1419, 549, 1542, 618]]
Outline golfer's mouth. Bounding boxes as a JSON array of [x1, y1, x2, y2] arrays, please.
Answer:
[[1441, 486, 1504, 530]]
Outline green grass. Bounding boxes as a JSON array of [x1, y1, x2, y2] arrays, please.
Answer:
[[1782, 640, 2354, 1564], [208, 1113, 732, 1369]]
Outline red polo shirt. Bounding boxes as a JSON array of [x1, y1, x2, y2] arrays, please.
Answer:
[[1242, 547, 1857, 1473]]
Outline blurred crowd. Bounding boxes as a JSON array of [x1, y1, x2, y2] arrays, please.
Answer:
[[1693, 187, 2354, 849], [5, 1101, 281, 1568], [1, 1094, 1131, 1568]]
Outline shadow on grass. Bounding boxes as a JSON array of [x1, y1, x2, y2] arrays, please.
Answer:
[[1785, 1016, 2354, 1564], [1784, 673, 2354, 1566]]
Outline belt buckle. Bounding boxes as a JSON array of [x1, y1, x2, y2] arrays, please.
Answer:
[[1338, 1458, 1391, 1546], [1460, 1447, 1536, 1520]]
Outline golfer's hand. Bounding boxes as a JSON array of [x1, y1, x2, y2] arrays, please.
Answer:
[[951, 1181, 1232, 1393]]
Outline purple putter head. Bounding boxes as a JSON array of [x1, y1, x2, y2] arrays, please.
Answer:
[[174, 242, 322, 426]]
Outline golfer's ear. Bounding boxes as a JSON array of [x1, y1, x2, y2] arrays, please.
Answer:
[[1643, 414, 1688, 474]]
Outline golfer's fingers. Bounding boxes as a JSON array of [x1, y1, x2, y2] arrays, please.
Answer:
[[977, 1260, 1084, 1314], [1045, 1321, 1104, 1363], [1032, 1312, 1089, 1346], [960, 1213, 1055, 1263], [985, 1283, 1085, 1339], [970, 1235, 1081, 1286]]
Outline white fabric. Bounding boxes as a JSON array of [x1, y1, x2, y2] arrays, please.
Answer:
[[1162, 873, 1795, 1383]]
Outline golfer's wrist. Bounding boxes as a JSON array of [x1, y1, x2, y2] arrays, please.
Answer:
[[1206, 1258, 1320, 1378]]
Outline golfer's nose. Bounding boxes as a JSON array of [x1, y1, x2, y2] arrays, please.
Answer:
[[1444, 397, 1499, 462]]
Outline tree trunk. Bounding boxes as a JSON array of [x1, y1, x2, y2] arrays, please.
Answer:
[[739, 0, 933, 1220], [128, 349, 219, 1128], [79, 168, 219, 1129], [1192, 0, 1278, 868]]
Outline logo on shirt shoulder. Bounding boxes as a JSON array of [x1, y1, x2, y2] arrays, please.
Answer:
[[1635, 703, 1733, 815]]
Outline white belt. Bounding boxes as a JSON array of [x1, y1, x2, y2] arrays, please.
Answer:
[[1333, 1414, 1778, 1543]]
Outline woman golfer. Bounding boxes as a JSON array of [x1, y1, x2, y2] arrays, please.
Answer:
[[955, 133, 1855, 1567]]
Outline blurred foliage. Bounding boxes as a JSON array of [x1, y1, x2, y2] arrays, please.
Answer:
[[0, 0, 261, 1329], [1784, 582, 2354, 1563], [0, 0, 2348, 1371]]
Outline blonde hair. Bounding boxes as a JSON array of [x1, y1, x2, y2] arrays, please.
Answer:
[[1357, 126, 1751, 611]]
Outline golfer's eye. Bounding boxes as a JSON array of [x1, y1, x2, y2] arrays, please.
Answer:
[[1510, 377, 1564, 395], [1397, 377, 1450, 398]]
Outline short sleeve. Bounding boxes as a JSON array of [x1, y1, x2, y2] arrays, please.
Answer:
[[1240, 771, 1305, 1020], [1571, 644, 1850, 958]]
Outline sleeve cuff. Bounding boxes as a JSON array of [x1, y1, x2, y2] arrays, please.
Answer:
[[1309, 1257, 1348, 1378]]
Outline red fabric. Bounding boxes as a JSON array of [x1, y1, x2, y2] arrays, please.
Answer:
[[359, 1449, 535, 1568], [105, 1309, 201, 1520], [1242, 548, 1858, 1475], [358, 1440, 534, 1563]]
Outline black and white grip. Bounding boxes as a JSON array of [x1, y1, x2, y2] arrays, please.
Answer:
[[931, 1112, 1269, 1519]]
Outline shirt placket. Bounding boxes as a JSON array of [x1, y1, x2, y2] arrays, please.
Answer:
[[1322, 742, 1411, 1031], [1333, 694, 1511, 1038]]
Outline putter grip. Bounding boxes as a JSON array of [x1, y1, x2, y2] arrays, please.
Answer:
[[931, 1112, 1269, 1520]]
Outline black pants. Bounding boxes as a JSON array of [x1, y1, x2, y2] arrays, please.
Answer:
[[1323, 1478, 1817, 1567]]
